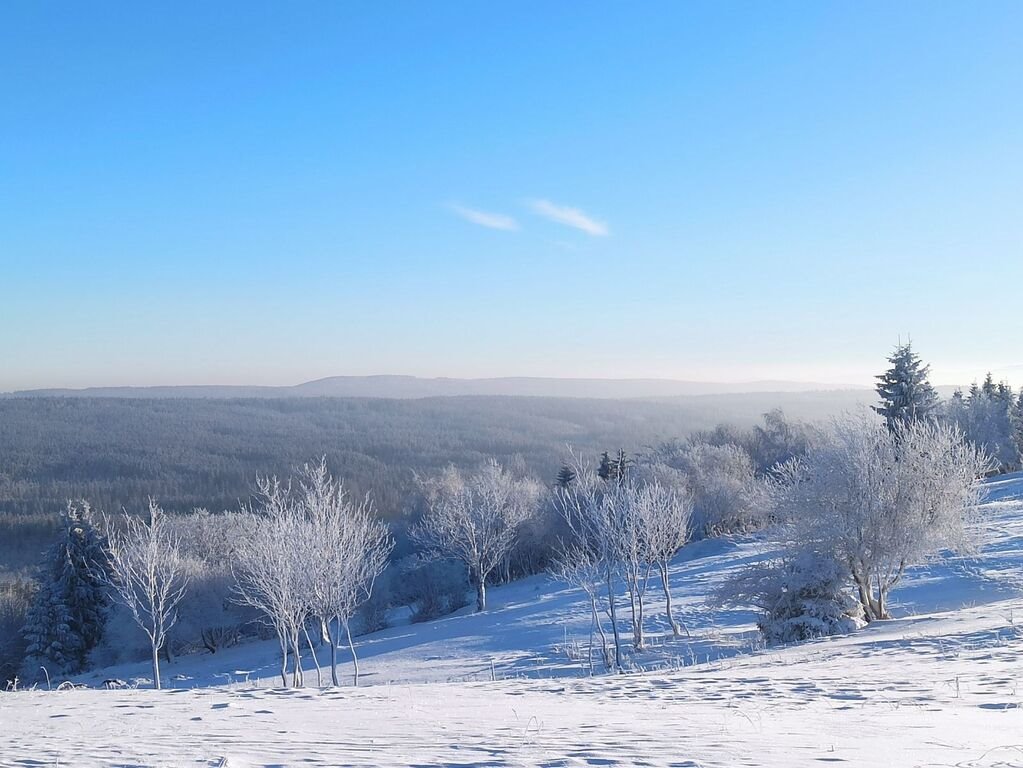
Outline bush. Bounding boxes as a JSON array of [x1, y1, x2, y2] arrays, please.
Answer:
[[717, 551, 863, 644]]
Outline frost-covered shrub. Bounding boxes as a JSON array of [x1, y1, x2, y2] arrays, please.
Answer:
[[717, 552, 863, 644]]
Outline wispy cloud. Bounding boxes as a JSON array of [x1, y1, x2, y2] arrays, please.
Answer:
[[447, 203, 519, 231], [527, 199, 609, 237]]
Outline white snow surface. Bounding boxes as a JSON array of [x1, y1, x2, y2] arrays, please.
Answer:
[[5, 473, 1023, 767]]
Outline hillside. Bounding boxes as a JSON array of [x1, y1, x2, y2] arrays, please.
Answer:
[[4, 474, 1022, 766]]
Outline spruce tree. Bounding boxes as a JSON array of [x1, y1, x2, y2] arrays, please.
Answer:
[[22, 501, 111, 676], [555, 464, 576, 488], [873, 341, 939, 430]]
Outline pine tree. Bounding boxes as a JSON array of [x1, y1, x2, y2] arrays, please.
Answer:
[[873, 341, 939, 430], [596, 449, 631, 485], [555, 464, 576, 488], [22, 501, 111, 676]]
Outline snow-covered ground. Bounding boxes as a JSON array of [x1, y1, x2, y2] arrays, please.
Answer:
[[4, 473, 1023, 767]]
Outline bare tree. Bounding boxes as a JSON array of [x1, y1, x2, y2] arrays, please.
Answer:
[[775, 413, 990, 621], [635, 481, 694, 638], [104, 500, 188, 690], [300, 458, 392, 686], [553, 465, 626, 671], [415, 460, 539, 612], [612, 485, 651, 651], [551, 543, 612, 673], [232, 477, 312, 687]]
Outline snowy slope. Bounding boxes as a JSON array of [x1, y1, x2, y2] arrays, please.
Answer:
[[4, 474, 1023, 767]]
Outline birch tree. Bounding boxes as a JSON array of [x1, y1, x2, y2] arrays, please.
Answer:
[[415, 460, 539, 612], [634, 481, 694, 638], [232, 477, 312, 687], [105, 500, 188, 690], [300, 458, 392, 686], [553, 469, 626, 670]]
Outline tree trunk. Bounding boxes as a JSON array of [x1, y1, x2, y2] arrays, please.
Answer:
[[587, 592, 611, 670], [278, 633, 288, 687], [329, 617, 340, 687], [475, 572, 487, 612], [627, 576, 644, 650], [151, 642, 161, 690], [605, 571, 622, 672], [636, 583, 645, 650], [345, 620, 360, 687], [853, 573, 875, 621], [290, 632, 303, 688], [876, 578, 890, 620], [659, 560, 687, 638], [303, 623, 322, 688]]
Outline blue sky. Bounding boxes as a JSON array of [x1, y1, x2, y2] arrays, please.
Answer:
[[2, 2, 1021, 390]]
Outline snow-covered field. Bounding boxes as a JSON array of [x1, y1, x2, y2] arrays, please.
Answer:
[[5, 474, 1023, 767]]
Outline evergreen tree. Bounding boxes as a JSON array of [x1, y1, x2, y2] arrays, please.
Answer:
[[1012, 388, 1023, 464], [873, 341, 939, 430], [596, 448, 631, 485], [982, 372, 997, 397], [555, 464, 576, 488], [949, 376, 1020, 471], [22, 501, 111, 676]]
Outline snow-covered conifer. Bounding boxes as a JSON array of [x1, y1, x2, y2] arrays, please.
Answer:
[[873, 341, 939, 429], [22, 501, 110, 676]]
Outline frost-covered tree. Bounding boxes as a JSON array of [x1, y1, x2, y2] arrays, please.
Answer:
[[775, 413, 989, 621], [22, 501, 110, 676], [943, 377, 1020, 472], [634, 481, 694, 638], [873, 341, 939, 430], [551, 543, 613, 672], [232, 477, 313, 687], [553, 472, 626, 670], [675, 442, 762, 535], [415, 460, 540, 612], [1013, 388, 1023, 459], [105, 500, 188, 689], [300, 458, 392, 687]]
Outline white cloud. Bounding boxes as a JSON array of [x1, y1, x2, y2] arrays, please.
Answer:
[[527, 198, 609, 237], [447, 203, 519, 231]]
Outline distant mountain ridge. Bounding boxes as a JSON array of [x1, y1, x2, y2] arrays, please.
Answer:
[[7, 375, 868, 400]]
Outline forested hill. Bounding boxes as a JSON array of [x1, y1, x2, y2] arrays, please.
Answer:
[[0, 392, 868, 523]]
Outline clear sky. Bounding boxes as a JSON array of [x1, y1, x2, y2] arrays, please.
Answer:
[[2, 2, 1021, 391]]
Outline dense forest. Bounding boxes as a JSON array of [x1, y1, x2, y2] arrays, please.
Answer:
[[0, 391, 866, 575], [0, 392, 868, 518]]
